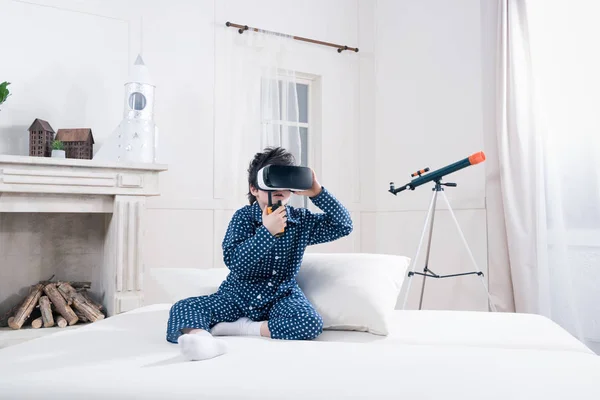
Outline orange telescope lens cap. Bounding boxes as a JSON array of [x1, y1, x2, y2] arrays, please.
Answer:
[[469, 151, 486, 165]]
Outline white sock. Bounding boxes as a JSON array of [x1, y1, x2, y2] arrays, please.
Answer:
[[178, 330, 227, 361], [210, 317, 264, 337]]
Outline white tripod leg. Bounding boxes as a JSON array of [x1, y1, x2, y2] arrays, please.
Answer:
[[401, 190, 437, 310], [440, 191, 497, 312]]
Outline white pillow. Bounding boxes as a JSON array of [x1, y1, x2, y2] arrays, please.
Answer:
[[296, 253, 410, 336], [144, 253, 410, 336], [145, 267, 229, 304]]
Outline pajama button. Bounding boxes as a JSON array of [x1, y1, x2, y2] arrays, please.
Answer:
[[275, 256, 280, 260], [257, 294, 262, 299], [268, 282, 273, 287], [272, 270, 277, 275], [249, 306, 253, 310]]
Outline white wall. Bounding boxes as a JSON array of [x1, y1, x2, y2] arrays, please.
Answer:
[[0, 0, 497, 312], [0, 1, 372, 281], [139, 0, 371, 270], [371, 0, 491, 311]]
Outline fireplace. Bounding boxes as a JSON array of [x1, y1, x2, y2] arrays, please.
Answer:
[[0, 155, 167, 327]]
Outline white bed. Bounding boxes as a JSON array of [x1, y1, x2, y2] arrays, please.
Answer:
[[0, 303, 599, 400]]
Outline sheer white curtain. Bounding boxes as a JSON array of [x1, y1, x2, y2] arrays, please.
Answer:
[[259, 32, 303, 208], [215, 27, 302, 205], [260, 36, 301, 157], [497, 0, 600, 352]]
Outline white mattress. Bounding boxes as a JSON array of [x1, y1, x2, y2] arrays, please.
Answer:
[[0, 304, 598, 400]]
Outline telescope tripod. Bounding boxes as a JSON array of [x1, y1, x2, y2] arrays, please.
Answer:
[[400, 180, 497, 312]]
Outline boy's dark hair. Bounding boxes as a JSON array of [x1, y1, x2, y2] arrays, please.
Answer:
[[247, 147, 296, 204]]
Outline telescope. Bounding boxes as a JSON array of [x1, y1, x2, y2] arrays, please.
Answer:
[[388, 151, 496, 313], [389, 151, 486, 194]]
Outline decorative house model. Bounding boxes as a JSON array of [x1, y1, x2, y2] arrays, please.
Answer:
[[55, 128, 94, 159], [28, 118, 55, 157]]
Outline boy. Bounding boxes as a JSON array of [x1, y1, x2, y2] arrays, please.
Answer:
[[166, 147, 353, 361]]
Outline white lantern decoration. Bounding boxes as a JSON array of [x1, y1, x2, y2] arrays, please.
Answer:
[[95, 54, 158, 163]]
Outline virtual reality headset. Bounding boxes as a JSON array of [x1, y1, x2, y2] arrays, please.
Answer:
[[256, 165, 313, 191]]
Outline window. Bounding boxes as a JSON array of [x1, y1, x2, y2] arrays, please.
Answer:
[[262, 75, 315, 209], [129, 92, 147, 110], [527, 2, 600, 249]]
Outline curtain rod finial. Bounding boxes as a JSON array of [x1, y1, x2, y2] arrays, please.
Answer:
[[337, 45, 359, 53]]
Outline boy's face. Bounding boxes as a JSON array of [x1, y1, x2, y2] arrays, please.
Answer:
[[250, 185, 292, 209]]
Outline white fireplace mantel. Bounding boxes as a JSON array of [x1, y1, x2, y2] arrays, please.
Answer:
[[0, 155, 168, 317]]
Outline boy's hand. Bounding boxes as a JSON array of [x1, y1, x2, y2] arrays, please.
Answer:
[[262, 205, 287, 236], [295, 169, 322, 198]]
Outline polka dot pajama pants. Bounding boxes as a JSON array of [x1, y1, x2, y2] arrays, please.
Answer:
[[166, 287, 323, 343]]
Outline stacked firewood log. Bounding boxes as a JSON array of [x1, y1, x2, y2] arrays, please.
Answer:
[[0, 280, 105, 330]]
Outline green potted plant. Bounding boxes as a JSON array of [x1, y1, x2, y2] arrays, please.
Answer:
[[0, 82, 10, 110], [52, 140, 65, 158]]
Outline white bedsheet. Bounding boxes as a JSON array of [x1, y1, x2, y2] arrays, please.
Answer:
[[0, 304, 598, 400], [334, 309, 593, 353]]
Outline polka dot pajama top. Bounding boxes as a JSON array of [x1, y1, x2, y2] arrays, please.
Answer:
[[166, 187, 353, 342]]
